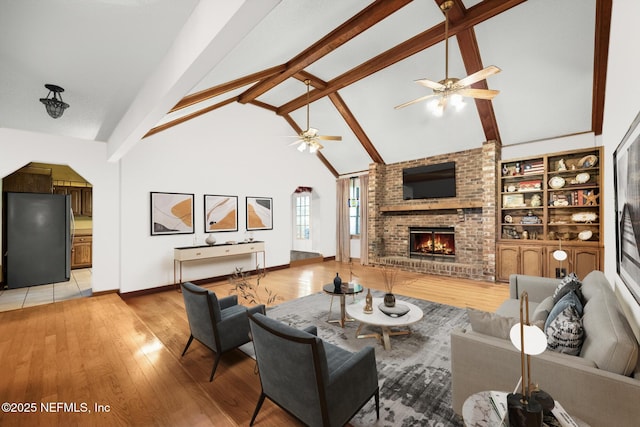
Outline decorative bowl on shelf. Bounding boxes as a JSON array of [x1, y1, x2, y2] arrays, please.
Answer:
[[578, 155, 598, 168], [571, 212, 598, 223], [548, 176, 566, 189]]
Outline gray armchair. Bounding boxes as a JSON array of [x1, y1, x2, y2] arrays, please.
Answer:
[[180, 281, 265, 381], [248, 312, 379, 426]]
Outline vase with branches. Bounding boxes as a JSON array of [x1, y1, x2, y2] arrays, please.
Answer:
[[228, 266, 281, 306], [380, 266, 399, 307]]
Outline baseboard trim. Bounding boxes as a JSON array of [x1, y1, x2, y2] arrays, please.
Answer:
[[118, 262, 293, 299]]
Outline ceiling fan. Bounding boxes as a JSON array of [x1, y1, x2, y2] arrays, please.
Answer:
[[289, 79, 341, 153], [395, 0, 501, 115]]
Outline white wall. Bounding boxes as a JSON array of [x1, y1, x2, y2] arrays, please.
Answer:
[[0, 128, 120, 293], [601, 0, 640, 336], [119, 103, 336, 292]]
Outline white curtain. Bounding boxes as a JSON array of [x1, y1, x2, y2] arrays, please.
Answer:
[[336, 177, 350, 262], [359, 174, 369, 265]]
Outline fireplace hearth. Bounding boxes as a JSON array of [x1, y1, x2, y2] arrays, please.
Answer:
[[409, 227, 455, 258]]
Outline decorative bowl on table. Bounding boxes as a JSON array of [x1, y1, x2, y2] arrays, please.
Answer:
[[378, 303, 409, 318]]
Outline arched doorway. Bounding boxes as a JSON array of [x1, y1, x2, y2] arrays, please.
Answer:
[[0, 162, 93, 311]]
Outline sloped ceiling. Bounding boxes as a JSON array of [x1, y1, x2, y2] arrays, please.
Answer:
[[0, 0, 611, 177]]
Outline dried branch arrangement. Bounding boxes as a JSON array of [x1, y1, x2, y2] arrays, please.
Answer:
[[228, 266, 282, 306]]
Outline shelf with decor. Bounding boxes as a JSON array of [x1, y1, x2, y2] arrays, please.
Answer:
[[496, 146, 603, 281]]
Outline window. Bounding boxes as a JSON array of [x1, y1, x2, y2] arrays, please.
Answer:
[[349, 177, 360, 236], [295, 193, 310, 240]]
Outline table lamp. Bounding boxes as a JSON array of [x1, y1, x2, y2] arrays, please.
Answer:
[[553, 239, 568, 279], [507, 291, 548, 427]]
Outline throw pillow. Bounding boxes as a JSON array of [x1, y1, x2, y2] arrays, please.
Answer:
[[552, 272, 584, 304], [546, 304, 584, 355], [545, 290, 583, 331], [531, 296, 555, 323], [467, 309, 517, 340]]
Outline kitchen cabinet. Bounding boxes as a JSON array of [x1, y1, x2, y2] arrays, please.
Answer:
[[81, 188, 92, 216], [71, 234, 92, 269], [53, 186, 92, 217]]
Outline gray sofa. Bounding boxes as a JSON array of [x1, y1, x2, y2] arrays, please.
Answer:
[[451, 270, 640, 427]]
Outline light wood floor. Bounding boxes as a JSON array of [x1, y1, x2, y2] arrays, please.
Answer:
[[0, 261, 509, 427]]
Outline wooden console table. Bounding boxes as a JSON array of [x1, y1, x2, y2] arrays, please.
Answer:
[[174, 241, 265, 286]]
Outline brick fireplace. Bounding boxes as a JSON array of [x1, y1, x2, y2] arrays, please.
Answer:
[[367, 141, 499, 281]]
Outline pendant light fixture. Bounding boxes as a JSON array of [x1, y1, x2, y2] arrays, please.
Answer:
[[40, 84, 70, 119]]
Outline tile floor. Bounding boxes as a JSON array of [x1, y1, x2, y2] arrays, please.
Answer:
[[0, 268, 92, 312]]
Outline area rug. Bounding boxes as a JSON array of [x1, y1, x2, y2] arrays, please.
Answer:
[[253, 291, 470, 427]]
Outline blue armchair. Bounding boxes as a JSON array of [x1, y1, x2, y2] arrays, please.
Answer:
[[248, 312, 379, 426], [180, 281, 265, 381]]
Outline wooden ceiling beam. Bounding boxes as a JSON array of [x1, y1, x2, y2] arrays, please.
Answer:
[[446, 0, 501, 143], [237, 0, 412, 104], [328, 92, 385, 164], [169, 64, 286, 113], [592, 0, 612, 136], [277, 0, 526, 115], [144, 96, 238, 138]]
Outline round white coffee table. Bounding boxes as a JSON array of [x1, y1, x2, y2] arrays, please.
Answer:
[[345, 297, 423, 350]]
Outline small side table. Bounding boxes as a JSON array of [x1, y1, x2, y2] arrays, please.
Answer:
[[462, 391, 590, 427], [322, 283, 363, 327]]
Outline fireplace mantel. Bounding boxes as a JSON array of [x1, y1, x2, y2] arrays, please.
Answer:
[[380, 201, 482, 212]]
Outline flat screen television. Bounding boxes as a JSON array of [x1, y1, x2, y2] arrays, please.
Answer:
[[402, 162, 456, 200]]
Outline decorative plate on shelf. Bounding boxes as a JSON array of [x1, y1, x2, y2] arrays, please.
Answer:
[[504, 214, 513, 223], [575, 172, 590, 184], [578, 230, 593, 241], [548, 176, 566, 189], [378, 303, 410, 318]]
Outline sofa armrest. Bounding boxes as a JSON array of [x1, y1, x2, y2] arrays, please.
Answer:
[[509, 274, 559, 302], [451, 329, 640, 427]]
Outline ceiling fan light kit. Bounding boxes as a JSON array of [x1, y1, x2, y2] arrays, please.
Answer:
[[39, 84, 70, 119], [395, 0, 500, 114], [289, 79, 341, 153]]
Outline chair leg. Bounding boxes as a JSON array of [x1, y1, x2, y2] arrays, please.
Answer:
[[375, 388, 380, 419], [209, 353, 221, 382], [181, 335, 194, 356], [250, 392, 266, 426]]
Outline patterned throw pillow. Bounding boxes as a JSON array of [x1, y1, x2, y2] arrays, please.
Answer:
[[552, 272, 583, 304], [544, 290, 583, 331], [546, 304, 584, 355]]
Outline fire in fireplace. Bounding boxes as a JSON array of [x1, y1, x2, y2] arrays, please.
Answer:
[[409, 227, 455, 258]]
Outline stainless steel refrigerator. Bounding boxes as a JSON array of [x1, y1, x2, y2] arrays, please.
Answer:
[[3, 192, 71, 288]]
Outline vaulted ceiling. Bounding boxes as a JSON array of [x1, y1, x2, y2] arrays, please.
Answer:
[[0, 0, 611, 177]]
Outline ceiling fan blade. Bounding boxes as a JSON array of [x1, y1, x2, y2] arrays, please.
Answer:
[[455, 65, 501, 88], [318, 135, 342, 141], [415, 78, 445, 91], [456, 88, 500, 100], [394, 94, 438, 110], [288, 139, 304, 146]]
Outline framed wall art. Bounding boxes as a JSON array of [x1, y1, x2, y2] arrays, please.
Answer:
[[246, 196, 273, 230], [150, 192, 194, 235], [614, 110, 640, 303], [204, 194, 238, 232]]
